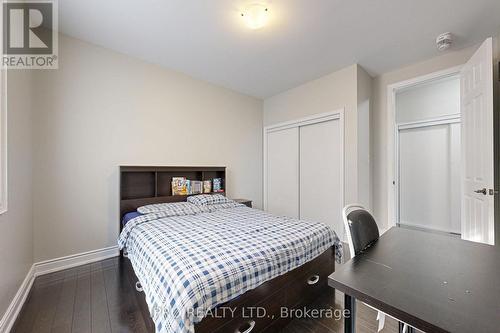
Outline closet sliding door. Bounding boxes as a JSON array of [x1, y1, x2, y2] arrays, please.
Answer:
[[299, 119, 343, 233], [266, 127, 299, 218], [398, 121, 461, 234], [265, 110, 344, 236]]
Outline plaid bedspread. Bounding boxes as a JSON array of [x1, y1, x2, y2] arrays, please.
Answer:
[[118, 205, 342, 333]]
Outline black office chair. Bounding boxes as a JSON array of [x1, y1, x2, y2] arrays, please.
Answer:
[[342, 204, 379, 257], [342, 204, 414, 333]]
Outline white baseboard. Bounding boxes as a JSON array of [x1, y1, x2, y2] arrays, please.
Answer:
[[0, 246, 119, 333], [0, 265, 34, 333], [379, 226, 390, 235], [398, 221, 460, 235], [33, 245, 119, 277]]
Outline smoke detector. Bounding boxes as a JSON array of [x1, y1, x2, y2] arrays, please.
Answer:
[[436, 32, 453, 51]]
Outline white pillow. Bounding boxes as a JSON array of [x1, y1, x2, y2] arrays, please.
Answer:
[[186, 194, 232, 206]]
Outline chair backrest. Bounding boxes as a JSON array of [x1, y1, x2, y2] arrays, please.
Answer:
[[342, 204, 380, 257]]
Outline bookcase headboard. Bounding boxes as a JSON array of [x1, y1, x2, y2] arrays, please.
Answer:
[[119, 166, 226, 229]]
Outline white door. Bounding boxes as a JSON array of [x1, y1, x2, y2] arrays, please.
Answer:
[[299, 119, 343, 236], [460, 38, 495, 245], [266, 127, 299, 218]]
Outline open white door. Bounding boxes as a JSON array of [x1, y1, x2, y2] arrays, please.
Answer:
[[460, 37, 495, 245]]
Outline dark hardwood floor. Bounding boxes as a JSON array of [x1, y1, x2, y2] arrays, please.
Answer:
[[12, 257, 401, 333]]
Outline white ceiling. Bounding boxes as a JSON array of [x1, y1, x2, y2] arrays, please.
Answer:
[[59, 0, 500, 98]]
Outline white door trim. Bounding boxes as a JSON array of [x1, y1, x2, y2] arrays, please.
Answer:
[[387, 66, 462, 229], [0, 70, 8, 215], [395, 114, 461, 227], [397, 114, 461, 130], [264, 110, 344, 133], [263, 109, 345, 215]]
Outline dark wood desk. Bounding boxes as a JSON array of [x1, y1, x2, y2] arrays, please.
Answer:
[[328, 227, 500, 333]]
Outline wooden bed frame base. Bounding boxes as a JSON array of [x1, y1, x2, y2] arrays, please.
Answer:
[[125, 247, 335, 333]]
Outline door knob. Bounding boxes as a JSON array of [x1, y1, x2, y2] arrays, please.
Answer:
[[489, 189, 499, 195], [474, 188, 487, 195]]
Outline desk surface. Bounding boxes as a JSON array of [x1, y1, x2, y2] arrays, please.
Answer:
[[328, 227, 500, 333]]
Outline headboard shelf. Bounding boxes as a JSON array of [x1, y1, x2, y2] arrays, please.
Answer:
[[119, 166, 226, 228]]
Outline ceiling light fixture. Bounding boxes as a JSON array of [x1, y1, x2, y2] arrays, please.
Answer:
[[241, 4, 269, 30]]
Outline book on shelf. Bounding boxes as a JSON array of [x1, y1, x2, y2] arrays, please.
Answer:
[[190, 180, 203, 194], [213, 178, 223, 192], [172, 177, 189, 196], [203, 180, 212, 193]]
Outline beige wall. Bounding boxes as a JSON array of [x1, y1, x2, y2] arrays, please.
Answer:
[[264, 64, 372, 207], [357, 67, 372, 209], [371, 45, 480, 231], [395, 76, 460, 123], [0, 71, 34, 317], [263, 65, 358, 126], [32, 35, 263, 262]]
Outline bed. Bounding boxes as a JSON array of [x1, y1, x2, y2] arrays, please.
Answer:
[[119, 166, 343, 333]]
